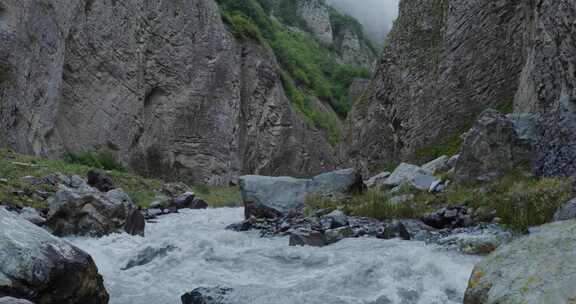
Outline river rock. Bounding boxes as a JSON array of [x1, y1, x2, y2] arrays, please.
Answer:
[[122, 244, 177, 270], [464, 220, 576, 304], [0, 298, 35, 304], [46, 178, 141, 237], [384, 163, 433, 187], [422, 155, 449, 173], [181, 287, 232, 304], [421, 206, 475, 229], [0, 208, 109, 304], [19, 207, 46, 226], [124, 209, 146, 237], [322, 210, 348, 228], [240, 169, 364, 219], [553, 197, 576, 221], [364, 171, 391, 188], [455, 109, 533, 183], [436, 226, 512, 255], [86, 170, 116, 192], [289, 230, 327, 247], [377, 221, 411, 240]]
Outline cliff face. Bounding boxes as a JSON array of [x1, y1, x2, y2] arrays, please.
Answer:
[[519, 0, 576, 177], [0, 0, 337, 185], [342, 0, 534, 175]]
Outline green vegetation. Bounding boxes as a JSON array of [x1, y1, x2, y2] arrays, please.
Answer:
[[413, 129, 465, 163], [0, 149, 240, 209], [215, 0, 374, 144], [65, 151, 125, 172], [305, 169, 573, 232], [221, 12, 264, 43]]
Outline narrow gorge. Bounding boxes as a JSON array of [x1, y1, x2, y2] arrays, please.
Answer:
[[1, 0, 575, 304]]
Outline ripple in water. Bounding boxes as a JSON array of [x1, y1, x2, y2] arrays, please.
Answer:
[[67, 208, 480, 304]]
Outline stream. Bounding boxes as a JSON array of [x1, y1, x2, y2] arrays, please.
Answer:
[[68, 208, 480, 304]]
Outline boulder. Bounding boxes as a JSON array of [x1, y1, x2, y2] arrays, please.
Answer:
[[364, 171, 391, 188], [181, 287, 232, 304], [455, 110, 533, 183], [170, 192, 195, 209], [124, 209, 146, 236], [289, 230, 327, 247], [421, 206, 475, 229], [0, 298, 35, 304], [19, 207, 46, 226], [0, 208, 109, 304], [464, 220, 576, 304], [122, 244, 177, 270], [377, 221, 411, 240], [240, 169, 364, 219], [86, 170, 116, 192], [553, 198, 576, 222], [384, 163, 437, 190], [436, 226, 512, 255], [422, 155, 450, 173], [322, 210, 348, 229], [46, 177, 142, 237]]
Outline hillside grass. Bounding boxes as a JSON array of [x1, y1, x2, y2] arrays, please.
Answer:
[[306, 169, 573, 232], [216, 0, 373, 144], [0, 150, 240, 209]]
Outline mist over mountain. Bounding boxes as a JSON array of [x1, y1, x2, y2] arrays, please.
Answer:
[[326, 0, 400, 46]]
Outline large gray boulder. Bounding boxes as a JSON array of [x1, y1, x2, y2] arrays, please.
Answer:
[[47, 176, 144, 237], [464, 220, 576, 304], [239, 169, 364, 219], [384, 163, 439, 191], [553, 198, 576, 222], [455, 110, 533, 183], [0, 208, 109, 304]]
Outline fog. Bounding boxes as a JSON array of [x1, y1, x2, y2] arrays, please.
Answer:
[[326, 0, 400, 46]]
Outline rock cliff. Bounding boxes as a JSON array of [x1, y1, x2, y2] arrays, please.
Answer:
[[342, 0, 530, 174], [344, 0, 576, 178], [0, 0, 342, 185]]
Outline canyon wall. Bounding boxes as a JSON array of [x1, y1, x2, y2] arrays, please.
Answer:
[[0, 0, 338, 185]]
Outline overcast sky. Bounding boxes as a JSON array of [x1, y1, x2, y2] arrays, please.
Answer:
[[326, 0, 400, 46]]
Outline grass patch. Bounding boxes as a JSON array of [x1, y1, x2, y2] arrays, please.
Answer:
[[0, 150, 241, 209], [304, 168, 573, 232], [192, 185, 242, 208], [410, 170, 573, 232], [65, 151, 125, 172]]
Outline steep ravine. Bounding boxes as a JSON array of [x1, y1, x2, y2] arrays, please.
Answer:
[[342, 0, 576, 178]]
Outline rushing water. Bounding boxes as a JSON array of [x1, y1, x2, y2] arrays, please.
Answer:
[[68, 208, 480, 304]]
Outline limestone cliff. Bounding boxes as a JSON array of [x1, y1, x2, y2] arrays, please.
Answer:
[[0, 0, 338, 185], [342, 0, 576, 176]]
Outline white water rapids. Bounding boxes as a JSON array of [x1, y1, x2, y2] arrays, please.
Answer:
[[68, 208, 481, 304]]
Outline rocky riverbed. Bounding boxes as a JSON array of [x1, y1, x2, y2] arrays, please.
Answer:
[[68, 208, 481, 304]]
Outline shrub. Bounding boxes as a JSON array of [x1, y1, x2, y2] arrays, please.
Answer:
[[65, 151, 125, 172], [222, 12, 264, 43]]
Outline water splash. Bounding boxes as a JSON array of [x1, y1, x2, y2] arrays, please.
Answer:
[[68, 208, 480, 304]]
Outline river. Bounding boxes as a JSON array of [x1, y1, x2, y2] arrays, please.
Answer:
[[68, 208, 480, 304]]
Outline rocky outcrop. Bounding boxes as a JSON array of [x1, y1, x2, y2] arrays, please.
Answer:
[[296, 0, 333, 45], [454, 110, 533, 183], [553, 197, 576, 222], [46, 177, 144, 237], [240, 168, 364, 219], [342, 0, 530, 175], [181, 287, 232, 304], [520, 1, 576, 178], [0, 0, 337, 185], [0, 208, 109, 304], [464, 220, 576, 304]]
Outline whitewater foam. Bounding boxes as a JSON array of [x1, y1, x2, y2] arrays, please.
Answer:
[[67, 208, 480, 304]]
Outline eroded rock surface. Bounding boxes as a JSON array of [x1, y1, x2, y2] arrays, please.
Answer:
[[464, 220, 576, 304], [0, 208, 109, 304], [0, 0, 337, 185]]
